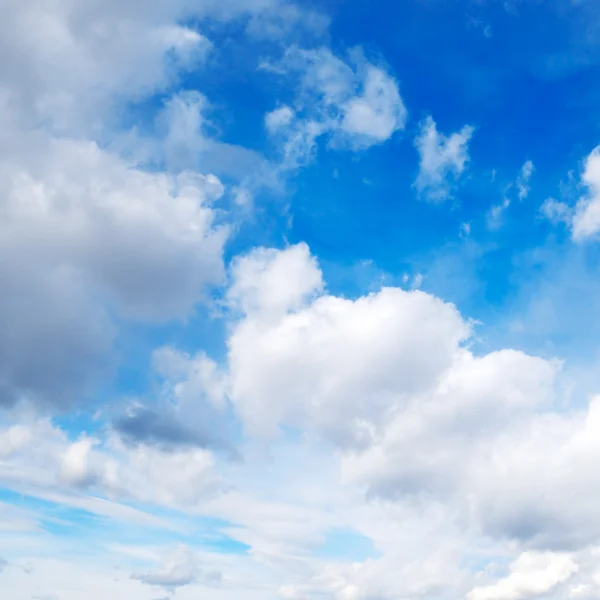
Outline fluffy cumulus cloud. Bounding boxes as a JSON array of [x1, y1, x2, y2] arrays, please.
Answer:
[[228, 242, 324, 317], [227, 248, 600, 556], [263, 47, 406, 171], [0, 129, 227, 409], [471, 395, 600, 548], [467, 552, 578, 600], [228, 251, 470, 443], [221, 244, 600, 596], [414, 115, 474, 201], [227, 244, 554, 459], [0, 0, 283, 132]]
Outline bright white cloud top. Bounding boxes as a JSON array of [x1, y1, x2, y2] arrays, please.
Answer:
[[2, 1, 600, 600]]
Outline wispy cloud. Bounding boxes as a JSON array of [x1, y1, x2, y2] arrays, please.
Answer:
[[413, 115, 474, 201], [262, 46, 406, 174]]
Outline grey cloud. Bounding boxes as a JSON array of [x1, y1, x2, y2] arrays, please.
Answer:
[[136, 569, 196, 588], [112, 347, 241, 458], [113, 406, 241, 461], [479, 493, 600, 552], [114, 407, 216, 449], [204, 569, 223, 585], [0, 263, 115, 409], [132, 546, 200, 590], [0, 131, 227, 411]]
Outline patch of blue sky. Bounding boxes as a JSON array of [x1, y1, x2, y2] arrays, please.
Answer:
[[52, 412, 106, 440], [459, 553, 511, 577], [288, 0, 600, 317], [122, 503, 251, 555], [0, 488, 249, 557], [313, 528, 381, 563]]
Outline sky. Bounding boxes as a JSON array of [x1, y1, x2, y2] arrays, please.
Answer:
[[3, 0, 600, 598]]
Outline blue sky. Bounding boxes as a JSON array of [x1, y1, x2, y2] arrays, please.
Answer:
[[2, 0, 600, 599]]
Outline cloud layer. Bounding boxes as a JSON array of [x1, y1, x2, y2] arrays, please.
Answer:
[[3, 1, 600, 600]]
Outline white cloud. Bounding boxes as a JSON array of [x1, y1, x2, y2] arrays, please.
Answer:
[[339, 62, 407, 145], [488, 197, 511, 230], [61, 438, 98, 487], [572, 147, 600, 240], [467, 552, 578, 600], [414, 115, 474, 201], [517, 160, 534, 201], [228, 245, 472, 443], [469, 395, 600, 547], [224, 244, 600, 551], [0, 557, 152, 600], [265, 106, 296, 134], [0, 0, 294, 134], [229, 244, 535, 451], [225, 248, 600, 560], [541, 197, 572, 225], [0, 416, 220, 513], [263, 47, 406, 172], [228, 243, 323, 318], [0, 0, 212, 134], [342, 349, 557, 498]]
